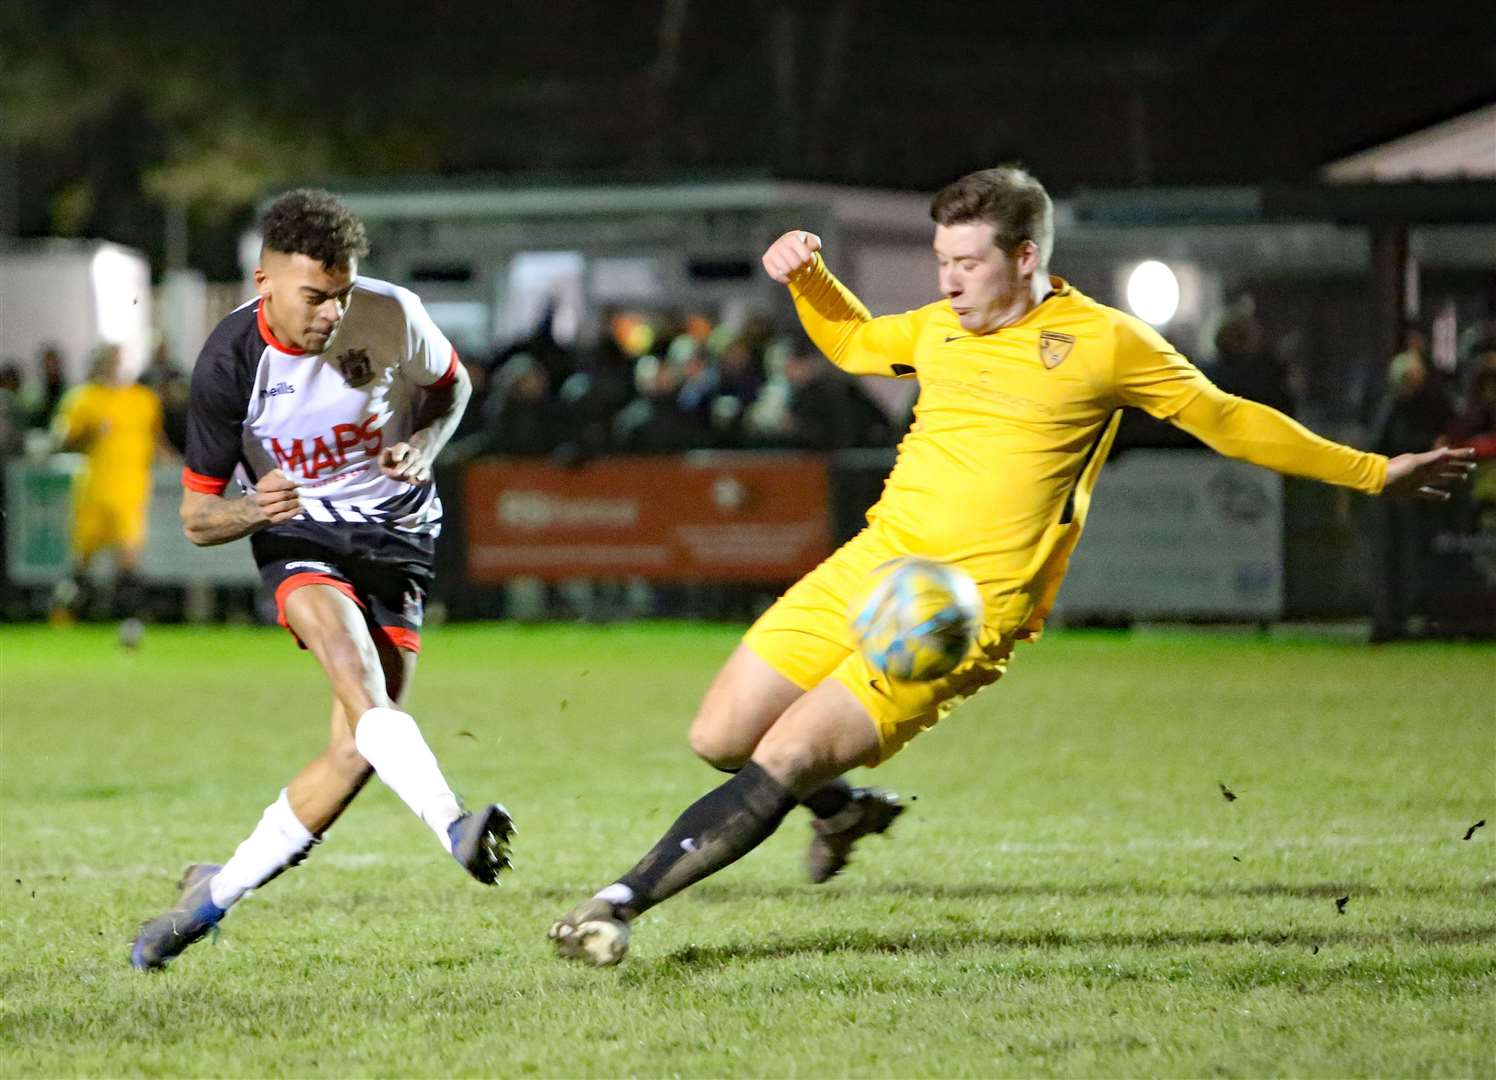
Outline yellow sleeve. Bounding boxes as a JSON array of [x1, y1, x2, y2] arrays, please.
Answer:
[[1171, 382, 1388, 495], [788, 255, 922, 376], [1109, 310, 1212, 418]]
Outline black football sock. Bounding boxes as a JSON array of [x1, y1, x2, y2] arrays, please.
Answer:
[[613, 762, 796, 918], [114, 570, 144, 619], [711, 763, 853, 820], [800, 776, 855, 819]]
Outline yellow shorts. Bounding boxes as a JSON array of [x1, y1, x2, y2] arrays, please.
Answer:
[[72, 491, 148, 560], [742, 525, 1017, 765]]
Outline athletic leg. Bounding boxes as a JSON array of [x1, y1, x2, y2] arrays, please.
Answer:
[[130, 586, 506, 970], [692, 642, 862, 801], [550, 680, 879, 964], [281, 583, 475, 845], [283, 634, 415, 835], [701, 519, 923, 861], [131, 616, 407, 970]]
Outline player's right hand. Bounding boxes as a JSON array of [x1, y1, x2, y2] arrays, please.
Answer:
[[1382, 445, 1476, 500], [252, 469, 301, 523], [761, 230, 822, 284]]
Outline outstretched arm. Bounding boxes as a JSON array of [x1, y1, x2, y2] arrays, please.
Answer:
[[1170, 383, 1474, 499]]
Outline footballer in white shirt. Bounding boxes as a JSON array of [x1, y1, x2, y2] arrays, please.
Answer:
[[132, 189, 513, 971]]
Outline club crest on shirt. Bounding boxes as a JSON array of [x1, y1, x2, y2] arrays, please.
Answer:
[[1038, 331, 1075, 370], [334, 348, 374, 388]]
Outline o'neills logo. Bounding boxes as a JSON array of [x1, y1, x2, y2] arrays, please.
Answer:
[[1039, 331, 1075, 369], [498, 491, 640, 530]]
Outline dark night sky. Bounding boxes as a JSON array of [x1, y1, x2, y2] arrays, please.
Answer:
[[254, 0, 1493, 189], [7, 1, 1494, 271]]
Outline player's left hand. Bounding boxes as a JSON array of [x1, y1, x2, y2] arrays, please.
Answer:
[[379, 441, 433, 484], [1382, 446, 1476, 501]]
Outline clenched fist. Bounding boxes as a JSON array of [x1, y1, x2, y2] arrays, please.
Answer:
[[761, 230, 823, 284], [252, 469, 301, 524], [380, 441, 433, 484]]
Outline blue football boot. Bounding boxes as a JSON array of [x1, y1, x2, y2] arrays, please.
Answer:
[[130, 863, 226, 971], [447, 804, 514, 884]]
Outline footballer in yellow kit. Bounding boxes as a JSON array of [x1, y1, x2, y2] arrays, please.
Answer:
[[53, 347, 165, 567], [548, 166, 1473, 967], [746, 252, 1387, 762]]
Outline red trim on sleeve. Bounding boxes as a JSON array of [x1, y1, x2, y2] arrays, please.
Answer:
[[256, 301, 307, 356], [379, 625, 422, 654], [182, 467, 229, 495], [429, 348, 459, 390], [274, 573, 363, 629]]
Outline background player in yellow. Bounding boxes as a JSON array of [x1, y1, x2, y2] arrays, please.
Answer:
[[51, 343, 169, 629], [549, 166, 1475, 966]]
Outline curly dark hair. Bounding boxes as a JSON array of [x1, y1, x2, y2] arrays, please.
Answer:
[[260, 188, 369, 268], [929, 165, 1053, 268]]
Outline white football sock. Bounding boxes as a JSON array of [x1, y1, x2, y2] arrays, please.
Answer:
[[353, 706, 464, 852], [209, 789, 316, 909]]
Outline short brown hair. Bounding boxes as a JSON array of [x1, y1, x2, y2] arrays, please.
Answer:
[[260, 189, 369, 269], [929, 166, 1053, 267]]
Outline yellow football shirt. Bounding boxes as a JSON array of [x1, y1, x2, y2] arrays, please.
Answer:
[[55, 382, 162, 494], [789, 255, 1387, 633]]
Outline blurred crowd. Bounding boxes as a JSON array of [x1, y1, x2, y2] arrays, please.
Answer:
[[4, 302, 1494, 468], [1362, 315, 1496, 641], [446, 308, 900, 463], [1368, 320, 1496, 462]]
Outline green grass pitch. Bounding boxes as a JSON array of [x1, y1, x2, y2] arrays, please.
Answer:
[[2, 622, 1493, 1077]]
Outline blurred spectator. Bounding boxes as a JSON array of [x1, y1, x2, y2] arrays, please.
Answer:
[[1440, 355, 1496, 631], [1366, 335, 1457, 642], [1370, 329, 1455, 455], [139, 342, 192, 453], [749, 334, 894, 450], [1210, 296, 1296, 415], [612, 353, 708, 453], [708, 336, 766, 446], [555, 307, 637, 461], [491, 298, 576, 395], [1456, 297, 1496, 395], [671, 334, 720, 429], [460, 353, 564, 457], [0, 362, 25, 457], [24, 344, 70, 428], [1443, 351, 1496, 461]]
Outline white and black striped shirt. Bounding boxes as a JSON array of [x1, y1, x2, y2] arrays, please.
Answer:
[[183, 276, 458, 562]]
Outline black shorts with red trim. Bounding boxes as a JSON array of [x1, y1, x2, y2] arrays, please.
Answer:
[[254, 527, 434, 654]]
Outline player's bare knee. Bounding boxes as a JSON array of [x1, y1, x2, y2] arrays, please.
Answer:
[[321, 637, 389, 711], [687, 714, 751, 771]]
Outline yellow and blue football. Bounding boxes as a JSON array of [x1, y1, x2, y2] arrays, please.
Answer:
[[850, 558, 983, 681]]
